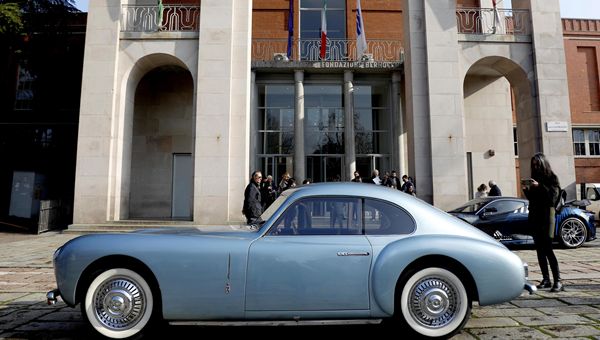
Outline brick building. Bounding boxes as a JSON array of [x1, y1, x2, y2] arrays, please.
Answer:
[[563, 18, 600, 186]]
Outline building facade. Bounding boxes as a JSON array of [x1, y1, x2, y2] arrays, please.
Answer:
[[0, 12, 86, 230], [563, 18, 600, 187], [72, 0, 578, 227]]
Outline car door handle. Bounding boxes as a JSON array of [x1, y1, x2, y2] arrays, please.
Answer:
[[337, 251, 370, 256]]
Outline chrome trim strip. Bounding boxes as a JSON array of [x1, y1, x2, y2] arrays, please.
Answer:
[[337, 251, 370, 257]]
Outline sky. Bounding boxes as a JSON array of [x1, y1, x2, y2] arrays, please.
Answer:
[[72, 0, 600, 19]]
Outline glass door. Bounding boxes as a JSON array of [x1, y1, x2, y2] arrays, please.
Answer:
[[307, 155, 343, 182]]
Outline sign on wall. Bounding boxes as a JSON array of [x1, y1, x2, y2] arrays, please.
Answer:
[[546, 121, 568, 132]]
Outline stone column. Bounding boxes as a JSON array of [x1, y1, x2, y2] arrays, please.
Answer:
[[72, 1, 121, 225], [343, 70, 356, 181], [517, 0, 576, 197], [423, 0, 468, 209], [195, 0, 252, 224], [403, 0, 433, 202], [250, 71, 258, 173], [392, 71, 405, 175], [294, 70, 306, 182]]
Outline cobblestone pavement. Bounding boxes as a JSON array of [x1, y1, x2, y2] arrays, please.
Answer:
[[0, 231, 598, 339]]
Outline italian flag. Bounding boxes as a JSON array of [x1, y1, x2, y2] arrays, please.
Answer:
[[320, 0, 327, 59]]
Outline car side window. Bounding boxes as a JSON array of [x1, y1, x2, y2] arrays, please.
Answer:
[[586, 187, 598, 200], [364, 199, 415, 235], [485, 200, 526, 215], [269, 197, 362, 235]]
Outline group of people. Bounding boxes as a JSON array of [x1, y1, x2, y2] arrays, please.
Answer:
[[243, 169, 416, 224], [475, 180, 502, 198], [351, 170, 416, 195], [242, 171, 310, 225]]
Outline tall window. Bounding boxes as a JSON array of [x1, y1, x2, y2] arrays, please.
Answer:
[[354, 84, 391, 180], [305, 84, 344, 182], [257, 85, 295, 184], [14, 63, 36, 110], [573, 128, 600, 156], [513, 126, 518, 156], [300, 0, 346, 60]]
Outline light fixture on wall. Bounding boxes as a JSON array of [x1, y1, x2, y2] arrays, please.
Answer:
[[488, 149, 495, 157], [273, 53, 289, 62]]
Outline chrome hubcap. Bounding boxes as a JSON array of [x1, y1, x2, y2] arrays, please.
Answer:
[[409, 277, 458, 328], [94, 278, 146, 330]]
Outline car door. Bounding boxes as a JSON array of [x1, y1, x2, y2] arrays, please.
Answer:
[[477, 200, 528, 237], [245, 196, 372, 312]]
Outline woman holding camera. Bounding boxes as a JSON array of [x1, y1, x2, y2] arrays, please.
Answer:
[[522, 153, 563, 292]]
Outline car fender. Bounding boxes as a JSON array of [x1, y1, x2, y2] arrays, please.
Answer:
[[371, 235, 526, 315]]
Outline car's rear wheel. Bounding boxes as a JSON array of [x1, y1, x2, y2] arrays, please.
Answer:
[[560, 217, 587, 248], [399, 267, 471, 338], [82, 268, 154, 339]]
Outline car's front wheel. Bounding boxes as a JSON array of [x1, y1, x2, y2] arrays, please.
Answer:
[[560, 217, 587, 248], [82, 268, 155, 339], [399, 267, 471, 338]]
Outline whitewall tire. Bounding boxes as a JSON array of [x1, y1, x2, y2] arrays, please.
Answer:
[[400, 267, 470, 338], [83, 268, 154, 339]]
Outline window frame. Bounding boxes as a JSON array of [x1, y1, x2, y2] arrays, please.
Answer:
[[573, 127, 600, 157], [267, 195, 363, 236]]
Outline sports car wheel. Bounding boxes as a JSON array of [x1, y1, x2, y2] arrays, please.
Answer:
[[560, 217, 587, 249], [82, 268, 154, 339], [400, 267, 470, 338]]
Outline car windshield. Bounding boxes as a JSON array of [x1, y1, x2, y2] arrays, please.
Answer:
[[254, 188, 299, 230], [449, 198, 492, 213]]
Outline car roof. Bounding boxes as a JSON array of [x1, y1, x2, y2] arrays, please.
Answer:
[[284, 182, 407, 199]]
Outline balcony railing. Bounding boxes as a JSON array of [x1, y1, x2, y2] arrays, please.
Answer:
[[121, 5, 200, 32], [456, 8, 530, 36], [252, 38, 404, 62]]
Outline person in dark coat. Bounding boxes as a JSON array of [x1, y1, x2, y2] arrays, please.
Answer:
[[243, 171, 263, 225], [351, 171, 362, 183], [260, 175, 277, 210], [488, 180, 502, 196], [401, 175, 415, 195], [522, 153, 563, 292]]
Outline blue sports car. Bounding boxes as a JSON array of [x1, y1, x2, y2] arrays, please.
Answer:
[[449, 197, 596, 249], [48, 183, 534, 339]]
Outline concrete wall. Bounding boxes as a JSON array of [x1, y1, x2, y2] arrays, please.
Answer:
[[464, 76, 516, 197], [129, 68, 194, 218], [73, 1, 121, 224], [194, 0, 252, 224]]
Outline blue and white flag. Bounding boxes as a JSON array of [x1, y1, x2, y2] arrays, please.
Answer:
[[356, 0, 367, 59]]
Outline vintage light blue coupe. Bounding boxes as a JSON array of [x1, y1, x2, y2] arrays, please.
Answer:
[[48, 183, 535, 339]]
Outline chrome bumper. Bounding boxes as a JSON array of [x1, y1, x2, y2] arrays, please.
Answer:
[[523, 262, 536, 294], [524, 282, 537, 294], [46, 289, 60, 305]]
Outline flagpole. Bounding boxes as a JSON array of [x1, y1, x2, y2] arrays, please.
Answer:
[[287, 0, 294, 59]]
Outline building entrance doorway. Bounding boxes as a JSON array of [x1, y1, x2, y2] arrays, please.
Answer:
[[172, 153, 192, 219], [307, 156, 343, 182]]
